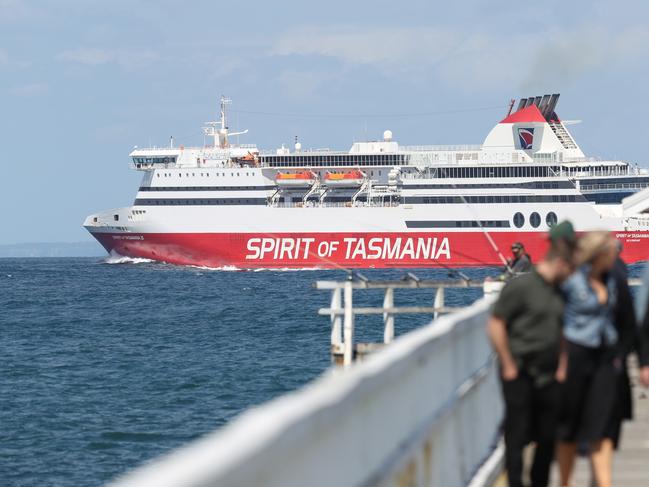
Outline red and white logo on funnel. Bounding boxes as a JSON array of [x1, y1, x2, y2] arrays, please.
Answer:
[[518, 128, 535, 149]]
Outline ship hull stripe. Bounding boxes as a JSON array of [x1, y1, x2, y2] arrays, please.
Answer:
[[88, 231, 649, 269]]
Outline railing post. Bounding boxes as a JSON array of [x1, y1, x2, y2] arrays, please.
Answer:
[[383, 287, 394, 344], [343, 280, 354, 367], [434, 287, 444, 320], [330, 288, 342, 348]]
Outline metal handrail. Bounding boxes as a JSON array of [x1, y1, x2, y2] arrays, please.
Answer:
[[317, 277, 643, 367], [315, 277, 504, 367]]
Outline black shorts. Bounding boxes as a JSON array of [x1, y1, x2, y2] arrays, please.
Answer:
[[557, 341, 621, 444]]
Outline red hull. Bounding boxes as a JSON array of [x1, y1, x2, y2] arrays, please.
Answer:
[[90, 231, 649, 269]]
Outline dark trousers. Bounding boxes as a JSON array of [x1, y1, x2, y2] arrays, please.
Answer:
[[502, 372, 560, 487]]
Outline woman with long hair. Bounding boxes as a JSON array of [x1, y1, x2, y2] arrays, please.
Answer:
[[556, 231, 633, 487]]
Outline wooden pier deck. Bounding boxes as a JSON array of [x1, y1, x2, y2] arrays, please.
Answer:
[[494, 360, 649, 486], [549, 361, 649, 487]]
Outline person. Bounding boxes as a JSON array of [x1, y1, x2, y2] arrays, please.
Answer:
[[639, 302, 649, 387], [556, 231, 634, 487], [507, 242, 533, 274], [635, 264, 649, 387], [487, 233, 575, 487], [609, 241, 637, 443]]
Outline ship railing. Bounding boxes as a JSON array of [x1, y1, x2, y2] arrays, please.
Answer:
[[270, 201, 400, 208], [581, 182, 649, 192], [401, 144, 482, 152]]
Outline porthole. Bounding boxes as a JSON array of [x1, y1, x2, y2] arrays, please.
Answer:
[[530, 212, 541, 228], [513, 212, 524, 228], [546, 211, 558, 227]]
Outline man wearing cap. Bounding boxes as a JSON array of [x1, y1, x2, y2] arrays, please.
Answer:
[[508, 242, 532, 274], [487, 221, 576, 487]]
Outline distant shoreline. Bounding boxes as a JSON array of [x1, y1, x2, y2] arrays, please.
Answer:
[[0, 242, 106, 258]]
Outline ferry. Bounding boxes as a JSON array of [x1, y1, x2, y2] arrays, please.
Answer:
[[84, 94, 649, 268]]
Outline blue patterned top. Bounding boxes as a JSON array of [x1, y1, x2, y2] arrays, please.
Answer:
[[561, 265, 618, 347]]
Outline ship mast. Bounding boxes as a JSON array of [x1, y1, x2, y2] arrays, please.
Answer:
[[203, 95, 248, 149]]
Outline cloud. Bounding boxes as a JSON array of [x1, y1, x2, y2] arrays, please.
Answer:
[[0, 0, 30, 22], [12, 82, 49, 96], [275, 68, 341, 100], [58, 47, 114, 65], [272, 26, 461, 72], [271, 23, 649, 92], [57, 47, 159, 69]]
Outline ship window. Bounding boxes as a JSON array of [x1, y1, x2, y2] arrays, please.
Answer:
[[546, 212, 558, 227], [114, 214, 119, 221], [513, 212, 524, 228], [530, 212, 541, 228]]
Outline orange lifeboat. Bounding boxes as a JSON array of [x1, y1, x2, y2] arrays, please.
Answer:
[[238, 151, 259, 166], [324, 170, 366, 187], [275, 170, 317, 187]]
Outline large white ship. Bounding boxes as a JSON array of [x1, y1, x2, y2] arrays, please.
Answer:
[[85, 94, 649, 268]]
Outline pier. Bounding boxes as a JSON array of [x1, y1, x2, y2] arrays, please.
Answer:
[[105, 277, 648, 487], [548, 358, 649, 486]]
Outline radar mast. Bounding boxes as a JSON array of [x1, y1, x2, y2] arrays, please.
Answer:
[[203, 95, 248, 148]]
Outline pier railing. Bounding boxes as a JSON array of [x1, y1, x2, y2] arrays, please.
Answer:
[[316, 276, 504, 366], [107, 280, 503, 487]]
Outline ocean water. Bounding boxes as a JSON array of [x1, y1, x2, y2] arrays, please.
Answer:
[[1, 258, 644, 487]]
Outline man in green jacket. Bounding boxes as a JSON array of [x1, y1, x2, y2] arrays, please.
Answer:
[[487, 223, 576, 487]]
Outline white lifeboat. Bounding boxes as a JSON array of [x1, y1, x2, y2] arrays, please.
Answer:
[[275, 170, 317, 187], [324, 170, 366, 187]]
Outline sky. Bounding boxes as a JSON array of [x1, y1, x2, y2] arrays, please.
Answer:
[[2, 0, 649, 244]]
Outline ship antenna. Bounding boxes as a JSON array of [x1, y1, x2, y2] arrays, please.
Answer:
[[220, 95, 230, 132], [203, 96, 247, 149], [220, 95, 231, 148]]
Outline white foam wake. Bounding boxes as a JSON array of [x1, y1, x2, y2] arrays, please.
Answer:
[[102, 252, 155, 265], [101, 254, 325, 271], [188, 265, 242, 272]]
